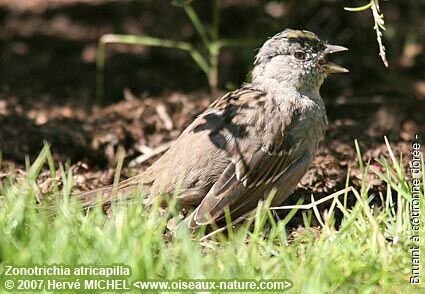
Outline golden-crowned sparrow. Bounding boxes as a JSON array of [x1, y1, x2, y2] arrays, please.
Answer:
[[77, 29, 348, 229]]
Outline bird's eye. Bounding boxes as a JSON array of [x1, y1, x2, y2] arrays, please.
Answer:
[[294, 51, 306, 60]]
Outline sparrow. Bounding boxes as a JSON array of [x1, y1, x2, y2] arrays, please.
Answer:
[[76, 29, 348, 229]]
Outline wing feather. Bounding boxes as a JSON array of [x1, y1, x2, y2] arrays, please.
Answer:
[[191, 144, 301, 227], [180, 85, 304, 228]]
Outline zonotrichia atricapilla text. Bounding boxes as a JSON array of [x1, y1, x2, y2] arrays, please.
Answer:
[[78, 29, 348, 229]]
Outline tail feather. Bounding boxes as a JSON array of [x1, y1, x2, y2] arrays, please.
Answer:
[[73, 175, 151, 208]]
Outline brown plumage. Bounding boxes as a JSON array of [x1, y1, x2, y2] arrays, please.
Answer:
[[75, 29, 348, 229]]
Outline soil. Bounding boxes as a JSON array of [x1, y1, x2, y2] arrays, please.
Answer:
[[0, 0, 424, 227]]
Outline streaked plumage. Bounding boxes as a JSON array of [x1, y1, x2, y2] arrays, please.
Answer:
[[76, 29, 348, 229]]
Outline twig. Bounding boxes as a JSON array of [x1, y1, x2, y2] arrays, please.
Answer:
[[270, 187, 353, 210], [155, 104, 174, 131], [129, 140, 175, 167], [199, 187, 354, 240]]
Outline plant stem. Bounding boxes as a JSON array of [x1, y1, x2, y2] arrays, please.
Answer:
[[371, 0, 388, 67], [182, 1, 210, 49], [344, 2, 372, 12], [208, 0, 221, 93]]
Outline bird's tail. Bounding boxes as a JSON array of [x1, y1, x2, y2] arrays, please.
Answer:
[[73, 175, 151, 208]]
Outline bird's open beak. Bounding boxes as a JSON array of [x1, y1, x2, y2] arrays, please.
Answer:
[[322, 44, 349, 74]]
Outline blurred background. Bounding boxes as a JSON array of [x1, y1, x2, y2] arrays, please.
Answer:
[[0, 0, 424, 195]]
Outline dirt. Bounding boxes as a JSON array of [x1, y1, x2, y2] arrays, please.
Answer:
[[0, 0, 424, 225], [2, 84, 423, 207]]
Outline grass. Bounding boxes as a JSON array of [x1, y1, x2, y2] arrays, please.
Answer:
[[0, 140, 424, 293]]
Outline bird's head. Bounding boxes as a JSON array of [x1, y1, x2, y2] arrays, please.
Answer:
[[252, 29, 348, 93]]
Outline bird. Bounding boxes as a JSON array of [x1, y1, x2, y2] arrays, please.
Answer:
[[76, 29, 348, 229]]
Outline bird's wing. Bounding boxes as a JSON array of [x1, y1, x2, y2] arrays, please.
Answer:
[[186, 87, 303, 228], [74, 87, 267, 208]]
